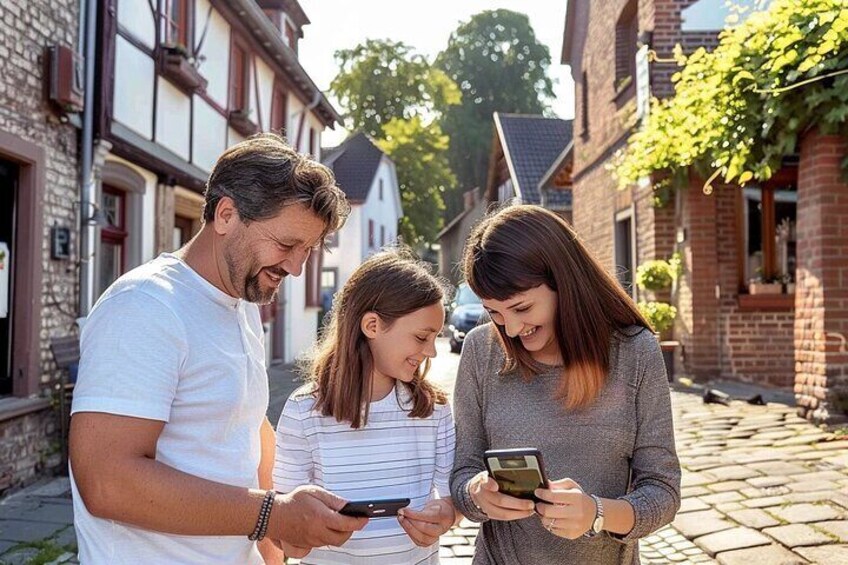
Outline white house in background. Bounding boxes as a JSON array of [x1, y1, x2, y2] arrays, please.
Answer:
[[93, 0, 341, 365], [321, 132, 403, 312]]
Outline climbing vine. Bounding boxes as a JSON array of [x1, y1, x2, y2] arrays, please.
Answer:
[[614, 0, 848, 193]]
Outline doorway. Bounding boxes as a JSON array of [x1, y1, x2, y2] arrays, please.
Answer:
[[0, 158, 18, 395]]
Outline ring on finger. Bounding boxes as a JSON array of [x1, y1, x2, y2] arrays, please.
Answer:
[[546, 518, 557, 532]]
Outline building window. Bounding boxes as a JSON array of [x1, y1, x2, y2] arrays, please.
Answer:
[[173, 215, 194, 250], [229, 40, 249, 112], [271, 85, 287, 134], [368, 220, 375, 248], [580, 71, 590, 138], [305, 252, 322, 307], [615, 0, 638, 92], [162, 0, 191, 48], [379, 179, 384, 201], [742, 172, 797, 291], [98, 186, 127, 296], [309, 128, 316, 157], [285, 21, 298, 52], [263, 9, 282, 32], [614, 209, 636, 298], [381, 225, 385, 247]]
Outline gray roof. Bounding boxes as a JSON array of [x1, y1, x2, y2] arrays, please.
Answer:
[[321, 132, 384, 203], [494, 113, 573, 210]]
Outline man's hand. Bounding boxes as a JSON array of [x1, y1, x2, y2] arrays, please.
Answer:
[[397, 499, 456, 547], [268, 485, 368, 556]]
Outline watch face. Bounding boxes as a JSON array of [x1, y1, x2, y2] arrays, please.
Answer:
[[593, 516, 604, 532]]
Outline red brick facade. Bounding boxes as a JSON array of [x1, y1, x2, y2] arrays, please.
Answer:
[[794, 130, 848, 423], [566, 0, 809, 404]]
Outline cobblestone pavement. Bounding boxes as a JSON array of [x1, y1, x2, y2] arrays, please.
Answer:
[[3, 340, 847, 564]]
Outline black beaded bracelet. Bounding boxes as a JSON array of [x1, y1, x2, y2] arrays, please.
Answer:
[[249, 490, 276, 542]]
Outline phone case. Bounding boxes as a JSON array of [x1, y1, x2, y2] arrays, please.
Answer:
[[339, 498, 411, 518]]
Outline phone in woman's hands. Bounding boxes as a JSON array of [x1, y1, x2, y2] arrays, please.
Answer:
[[484, 448, 549, 502]]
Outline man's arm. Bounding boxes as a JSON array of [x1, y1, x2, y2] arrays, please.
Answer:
[[70, 412, 367, 548]]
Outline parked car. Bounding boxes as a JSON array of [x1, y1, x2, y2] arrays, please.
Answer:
[[447, 283, 486, 353]]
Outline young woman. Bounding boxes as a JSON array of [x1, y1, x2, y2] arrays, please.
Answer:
[[274, 249, 458, 564], [451, 205, 680, 564]]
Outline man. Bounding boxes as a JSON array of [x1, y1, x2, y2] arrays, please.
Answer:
[[69, 133, 367, 564]]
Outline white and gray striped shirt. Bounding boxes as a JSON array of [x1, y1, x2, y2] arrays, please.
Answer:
[[273, 382, 456, 565]]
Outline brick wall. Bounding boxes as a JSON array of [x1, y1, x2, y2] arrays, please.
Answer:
[[677, 176, 795, 388], [0, 0, 80, 490], [794, 130, 848, 423]]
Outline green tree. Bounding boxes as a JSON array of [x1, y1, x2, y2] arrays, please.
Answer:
[[330, 39, 460, 138], [435, 9, 555, 216], [377, 117, 454, 245]]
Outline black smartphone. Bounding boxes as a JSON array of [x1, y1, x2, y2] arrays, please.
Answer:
[[484, 448, 549, 501], [339, 498, 411, 518]]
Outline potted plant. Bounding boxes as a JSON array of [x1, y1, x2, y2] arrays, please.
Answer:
[[749, 275, 783, 295], [638, 301, 679, 381], [635, 259, 675, 292], [158, 43, 207, 93]]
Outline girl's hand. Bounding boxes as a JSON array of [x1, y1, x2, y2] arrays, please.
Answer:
[[398, 499, 455, 547], [534, 478, 597, 539], [467, 471, 535, 521]]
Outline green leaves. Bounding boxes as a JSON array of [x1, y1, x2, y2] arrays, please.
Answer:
[[615, 0, 848, 189]]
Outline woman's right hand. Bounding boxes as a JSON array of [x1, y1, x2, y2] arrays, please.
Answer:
[[467, 471, 535, 521]]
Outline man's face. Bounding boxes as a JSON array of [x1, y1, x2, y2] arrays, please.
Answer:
[[222, 203, 327, 304]]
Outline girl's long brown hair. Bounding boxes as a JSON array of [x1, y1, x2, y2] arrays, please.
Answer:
[[462, 205, 649, 410], [305, 248, 449, 428]]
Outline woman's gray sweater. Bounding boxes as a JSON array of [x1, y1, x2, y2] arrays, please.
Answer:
[[450, 324, 681, 564]]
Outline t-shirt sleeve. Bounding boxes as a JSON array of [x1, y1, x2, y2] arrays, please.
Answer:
[[273, 395, 314, 493], [71, 290, 188, 422], [433, 403, 456, 499]]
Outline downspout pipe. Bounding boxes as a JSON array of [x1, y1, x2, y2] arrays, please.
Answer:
[[294, 90, 322, 150], [78, 0, 98, 317]]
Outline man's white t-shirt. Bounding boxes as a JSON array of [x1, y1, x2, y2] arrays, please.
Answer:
[[70, 253, 268, 564]]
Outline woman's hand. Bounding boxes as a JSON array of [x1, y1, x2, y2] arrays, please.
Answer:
[[398, 499, 456, 547], [467, 471, 535, 521], [534, 478, 597, 539]]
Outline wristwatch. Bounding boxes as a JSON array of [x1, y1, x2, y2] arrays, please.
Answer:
[[583, 494, 605, 538]]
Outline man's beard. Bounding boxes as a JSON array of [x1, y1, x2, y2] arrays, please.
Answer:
[[223, 241, 283, 305]]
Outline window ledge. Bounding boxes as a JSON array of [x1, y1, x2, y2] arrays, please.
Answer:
[[0, 397, 51, 423], [613, 76, 635, 105], [737, 293, 795, 311]]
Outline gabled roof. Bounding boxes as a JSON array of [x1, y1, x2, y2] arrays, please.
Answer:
[[321, 132, 386, 203], [493, 113, 573, 210]]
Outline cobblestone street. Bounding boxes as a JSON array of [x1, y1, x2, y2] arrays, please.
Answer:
[[1, 339, 847, 564]]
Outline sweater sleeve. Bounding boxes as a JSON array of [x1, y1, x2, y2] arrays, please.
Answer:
[[449, 327, 491, 522], [615, 334, 681, 541]]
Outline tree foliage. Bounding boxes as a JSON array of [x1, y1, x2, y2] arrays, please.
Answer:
[[615, 0, 848, 193], [331, 39, 460, 138], [435, 10, 555, 214], [377, 117, 454, 246]]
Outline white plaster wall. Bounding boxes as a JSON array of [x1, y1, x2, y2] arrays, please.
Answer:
[[192, 97, 228, 172], [323, 205, 362, 290], [255, 58, 275, 132], [359, 158, 401, 259], [194, 0, 230, 108], [113, 36, 154, 139], [156, 77, 191, 159], [117, 0, 155, 48]]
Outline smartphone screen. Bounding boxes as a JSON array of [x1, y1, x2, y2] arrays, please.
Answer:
[[491, 466, 545, 499]]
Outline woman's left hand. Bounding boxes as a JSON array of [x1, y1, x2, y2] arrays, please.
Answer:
[[534, 478, 597, 540], [398, 499, 456, 547]]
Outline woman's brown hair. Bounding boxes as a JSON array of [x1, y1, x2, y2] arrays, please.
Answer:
[[306, 248, 449, 428], [462, 205, 649, 410]]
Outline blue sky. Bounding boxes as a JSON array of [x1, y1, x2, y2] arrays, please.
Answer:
[[296, 0, 575, 144]]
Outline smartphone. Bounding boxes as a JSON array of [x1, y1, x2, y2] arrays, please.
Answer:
[[484, 448, 549, 501], [339, 498, 411, 518]]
